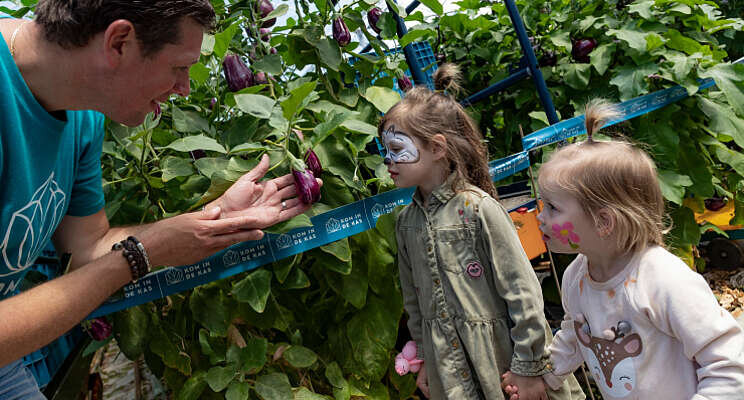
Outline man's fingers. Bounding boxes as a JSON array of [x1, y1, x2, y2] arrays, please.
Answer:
[[207, 214, 261, 234], [270, 173, 295, 191], [216, 229, 264, 247], [243, 154, 270, 182], [200, 205, 222, 220], [279, 200, 311, 221]]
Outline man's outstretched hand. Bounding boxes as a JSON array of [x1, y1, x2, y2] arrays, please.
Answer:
[[216, 154, 322, 227]]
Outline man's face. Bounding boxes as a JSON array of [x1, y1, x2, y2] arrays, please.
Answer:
[[110, 18, 202, 126]]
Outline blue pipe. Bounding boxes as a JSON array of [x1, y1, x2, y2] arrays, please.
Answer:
[[387, 0, 428, 85], [460, 68, 530, 106], [503, 0, 559, 125]]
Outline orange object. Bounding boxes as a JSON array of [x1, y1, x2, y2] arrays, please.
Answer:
[[509, 204, 547, 260]]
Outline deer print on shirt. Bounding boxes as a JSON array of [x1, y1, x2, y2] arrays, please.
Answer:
[[574, 321, 643, 398]]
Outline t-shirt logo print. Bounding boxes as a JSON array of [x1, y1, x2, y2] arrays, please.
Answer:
[[0, 173, 66, 276], [574, 321, 642, 397]]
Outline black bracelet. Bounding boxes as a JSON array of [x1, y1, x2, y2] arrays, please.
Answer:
[[112, 236, 152, 282]]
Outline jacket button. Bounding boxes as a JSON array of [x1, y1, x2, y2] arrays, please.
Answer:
[[451, 340, 458, 348], [427, 245, 433, 252], [434, 279, 440, 285], [462, 371, 469, 378], [440, 311, 447, 318]]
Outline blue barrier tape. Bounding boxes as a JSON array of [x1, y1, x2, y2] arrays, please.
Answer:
[[88, 63, 738, 318]]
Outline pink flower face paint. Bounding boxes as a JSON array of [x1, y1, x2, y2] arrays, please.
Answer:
[[552, 221, 580, 249]]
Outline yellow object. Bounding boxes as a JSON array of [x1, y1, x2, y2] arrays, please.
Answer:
[[693, 201, 741, 231], [510, 205, 547, 260]]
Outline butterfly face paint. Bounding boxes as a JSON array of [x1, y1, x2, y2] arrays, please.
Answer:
[[381, 125, 420, 165]]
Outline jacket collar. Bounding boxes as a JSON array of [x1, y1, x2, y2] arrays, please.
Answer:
[[412, 172, 459, 209]]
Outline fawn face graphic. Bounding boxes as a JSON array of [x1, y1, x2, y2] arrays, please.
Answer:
[[574, 321, 643, 398]]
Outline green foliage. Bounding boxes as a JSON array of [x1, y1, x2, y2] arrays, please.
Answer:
[[438, 0, 744, 265]]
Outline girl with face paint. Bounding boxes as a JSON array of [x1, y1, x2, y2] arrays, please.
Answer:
[[502, 100, 744, 400], [380, 64, 584, 400]]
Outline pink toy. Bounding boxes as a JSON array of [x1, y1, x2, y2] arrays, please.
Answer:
[[395, 341, 424, 375]]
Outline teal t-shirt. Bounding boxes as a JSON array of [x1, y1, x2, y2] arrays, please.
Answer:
[[0, 29, 105, 299]]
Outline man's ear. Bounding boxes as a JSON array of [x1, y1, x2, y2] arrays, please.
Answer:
[[596, 208, 615, 238], [431, 134, 447, 160], [103, 19, 137, 68]]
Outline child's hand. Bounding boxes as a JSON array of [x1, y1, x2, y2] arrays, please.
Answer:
[[416, 363, 430, 398], [501, 371, 547, 400]]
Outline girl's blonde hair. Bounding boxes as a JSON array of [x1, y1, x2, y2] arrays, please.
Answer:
[[538, 99, 665, 252], [378, 63, 497, 198]]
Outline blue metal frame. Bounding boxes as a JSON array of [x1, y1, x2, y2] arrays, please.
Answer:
[[360, 0, 560, 125]]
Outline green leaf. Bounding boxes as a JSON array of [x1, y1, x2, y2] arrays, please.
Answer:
[[628, 0, 655, 19], [255, 373, 293, 400], [340, 119, 377, 136], [607, 27, 650, 52], [263, 4, 289, 22], [399, 29, 434, 48], [670, 207, 701, 248], [201, 33, 216, 55], [715, 146, 744, 177], [189, 62, 211, 86], [294, 387, 331, 400], [150, 325, 191, 375], [232, 269, 272, 313], [316, 38, 342, 71], [264, 214, 313, 234], [199, 329, 226, 364], [283, 345, 318, 368], [112, 305, 150, 360], [363, 86, 401, 113], [172, 107, 211, 133], [194, 157, 231, 179], [312, 111, 351, 146], [190, 287, 231, 336], [342, 260, 368, 309], [161, 156, 195, 182], [325, 362, 347, 388], [590, 43, 616, 76], [558, 64, 592, 90], [320, 238, 352, 262], [645, 33, 665, 52], [700, 63, 744, 117], [282, 81, 318, 119], [177, 370, 208, 400], [664, 29, 705, 56], [206, 366, 235, 392], [235, 94, 276, 119], [678, 141, 714, 198], [82, 336, 113, 358], [657, 170, 693, 205], [609, 63, 658, 101], [253, 54, 283, 75], [214, 22, 240, 59], [281, 266, 310, 289], [346, 295, 400, 381], [417, 0, 442, 15], [548, 31, 571, 51], [165, 134, 227, 154], [226, 381, 252, 400], [698, 97, 744, 148], [230, 142, 269, 154], [227, 337, 268, 373]]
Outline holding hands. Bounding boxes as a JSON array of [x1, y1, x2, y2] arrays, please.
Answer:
[[501, 370, 549, 400]]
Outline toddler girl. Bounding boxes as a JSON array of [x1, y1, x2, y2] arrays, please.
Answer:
[[383, 64, 584, 400], [503, 99, 744, 399]]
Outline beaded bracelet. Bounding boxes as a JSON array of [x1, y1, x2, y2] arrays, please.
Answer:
[[112, 236, 152, 282]]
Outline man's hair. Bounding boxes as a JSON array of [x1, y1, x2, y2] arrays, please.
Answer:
[[538, 99, 667, 253], [35, 0, 216, 57]]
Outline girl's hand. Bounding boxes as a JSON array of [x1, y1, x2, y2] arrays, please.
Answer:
[[501, 371, 547, 400], [416, 363, 431, 398]]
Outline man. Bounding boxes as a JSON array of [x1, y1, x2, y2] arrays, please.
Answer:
[[0, 1, 315, 396]]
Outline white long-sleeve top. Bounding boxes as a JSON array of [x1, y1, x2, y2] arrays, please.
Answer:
[[544, 246, 744, 400]]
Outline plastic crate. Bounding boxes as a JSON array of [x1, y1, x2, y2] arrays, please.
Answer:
[[22, 348, 51, 389], [350, 41, 438, 96]]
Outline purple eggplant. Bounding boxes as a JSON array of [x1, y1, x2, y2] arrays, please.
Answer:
[[260, 28, 271, 42], [705, 197, 727, 211], [270, 47, 277, 55], [398, 75, 413, 92], [254, 71, 269, 85], [87, 317, 113, 341], [332, 17, 351, 47], [258, 0, 276, 28], [367, 7, 383, 34], [223, 54, 254, 92], [304, 149, 323, 177], [571, 38, 598, 63], [208, 97, 217, 110], [293, 169, 321, 204]]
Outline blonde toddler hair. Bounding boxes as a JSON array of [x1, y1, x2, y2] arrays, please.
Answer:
[[537, 99, 665, 252]]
